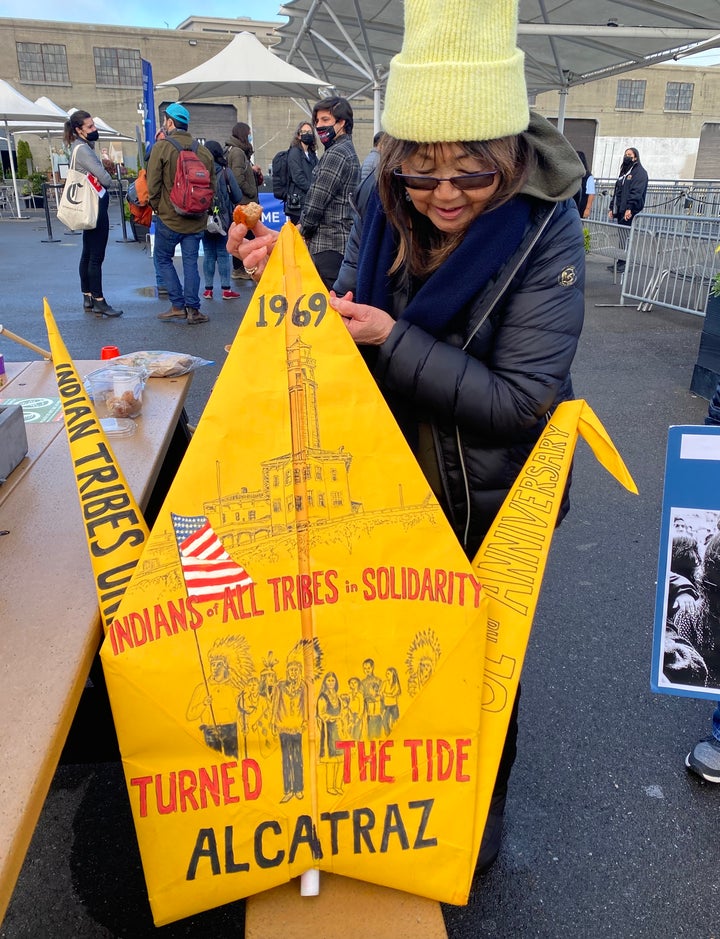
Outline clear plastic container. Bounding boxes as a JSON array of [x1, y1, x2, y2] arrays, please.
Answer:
[[85, 365, 147, 419], [99, 417, 137, 437]]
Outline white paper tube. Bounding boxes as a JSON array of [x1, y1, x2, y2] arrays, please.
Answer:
[[300, 869, 320, 896]]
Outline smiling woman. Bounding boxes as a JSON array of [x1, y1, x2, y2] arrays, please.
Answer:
[[226, 0, 586, 878], [325, 0, 586, 879]]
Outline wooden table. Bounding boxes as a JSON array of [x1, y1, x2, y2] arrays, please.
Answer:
[[0, 360, 191, 924]]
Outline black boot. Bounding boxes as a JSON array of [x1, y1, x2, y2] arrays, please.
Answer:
[[92, 298, 123, 318], [83, 293, 93, 311]]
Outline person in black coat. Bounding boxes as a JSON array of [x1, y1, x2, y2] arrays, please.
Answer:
[[285, 121, 318, 225], [228, 0, 586, 879], [607, 146, 649, 271]]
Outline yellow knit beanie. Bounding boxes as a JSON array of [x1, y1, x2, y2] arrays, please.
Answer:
[[382, 0, 529, 143]]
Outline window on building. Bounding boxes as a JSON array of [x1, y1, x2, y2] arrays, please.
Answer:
[[94, 47, 142, 87], [315, 467, 323, 480], [272, 500, 281, 513], [318, 493, 325, 507], [665, 81, 694, 111], [248, 510, 256, 521], [272, 475, 279, 487], [294, 496, 303, 511], [331, 492, 343, 507], [17, 42, 69, 84], [615, 79, 646, 110]]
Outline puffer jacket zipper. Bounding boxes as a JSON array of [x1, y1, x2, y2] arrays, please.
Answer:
[[435, 202, 561, 551]]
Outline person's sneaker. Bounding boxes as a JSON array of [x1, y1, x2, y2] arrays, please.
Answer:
[[231, 267, 252, 281], [157, 306, 186, 320], [222, 289, 241, 300], [203, 288, 213, 300], [186, 308, 209, 325], [686, 735, 720, 782]]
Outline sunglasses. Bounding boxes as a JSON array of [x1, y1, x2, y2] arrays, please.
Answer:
[[393, 167, 498, 191]]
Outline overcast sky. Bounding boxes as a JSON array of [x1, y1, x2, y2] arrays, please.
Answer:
[[4, 1, 284, 29]]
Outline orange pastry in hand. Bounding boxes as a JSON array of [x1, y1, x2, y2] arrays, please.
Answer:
[[233, 202, 262, 229]]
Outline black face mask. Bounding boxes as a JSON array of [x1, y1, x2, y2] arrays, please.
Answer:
[[316, 124, 336, 147], [85, 130, 100, 142], [300, 132, 314, 145], [621, 156, 634, 170]]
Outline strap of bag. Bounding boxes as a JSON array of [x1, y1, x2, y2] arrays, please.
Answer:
[[166, 136, 198, 154]]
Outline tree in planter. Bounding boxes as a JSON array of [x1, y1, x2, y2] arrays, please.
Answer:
[[16, 140, 32, 178], [21, 172, 46, 207]]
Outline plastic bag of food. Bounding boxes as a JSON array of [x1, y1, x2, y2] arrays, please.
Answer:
[[107, 350, 214, 377]]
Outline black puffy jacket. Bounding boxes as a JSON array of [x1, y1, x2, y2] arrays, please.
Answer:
[[370, 197, 585, 557]]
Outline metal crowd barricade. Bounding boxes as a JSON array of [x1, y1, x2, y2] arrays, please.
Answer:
[[621, 213, 720, 317], [583, 218, 630, 282]]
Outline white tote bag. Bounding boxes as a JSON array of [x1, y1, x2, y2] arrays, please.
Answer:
[[57, 147, 99, 231]]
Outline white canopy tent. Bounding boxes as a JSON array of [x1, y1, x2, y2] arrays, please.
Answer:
[[156, 30, 331, 128], [273, 0, 720, 131], [0, 81, 66, 218]]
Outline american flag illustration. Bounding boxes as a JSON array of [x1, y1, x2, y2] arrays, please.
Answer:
[[171, 513, 253, 602]]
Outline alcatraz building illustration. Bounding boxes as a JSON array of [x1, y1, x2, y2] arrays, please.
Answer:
[[204, 338, 362, 548]]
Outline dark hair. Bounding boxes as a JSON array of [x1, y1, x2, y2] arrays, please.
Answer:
[[622, 147, 640, 165], [701, 534, 720, 592], [312, 96, 354, 135], [63, 110, 92, 147], [576, 150, 589, 172], [377, 134, 535, 278], [672, 535, 700, 581], [290, 120, 316, 152], [231, 122, 253, 156], [205, 140, 226, 165], [373, 131, 385, 148]]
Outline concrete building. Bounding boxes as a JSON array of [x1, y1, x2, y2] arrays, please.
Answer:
[[533, 62, 720, 181], [0, 16, 375, 174]]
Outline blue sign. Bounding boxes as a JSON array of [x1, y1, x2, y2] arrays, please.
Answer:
[[142, 59, 156, 152], [651, 425, 720, 699], [259, 193, 287, 232]]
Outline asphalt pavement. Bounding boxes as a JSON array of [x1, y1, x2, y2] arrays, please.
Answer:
[[0, 210, 716, 939]]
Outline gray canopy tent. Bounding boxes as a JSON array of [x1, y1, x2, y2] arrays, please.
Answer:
[[273, 0, 720, 131]]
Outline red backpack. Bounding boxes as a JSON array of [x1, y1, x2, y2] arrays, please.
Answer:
[[166, 137, 213, 217]]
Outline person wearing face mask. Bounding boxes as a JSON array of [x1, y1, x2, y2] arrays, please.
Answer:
[[284, 121, 318, 225], [607, 146, 649, 273], [225, 121, 261, 281], [228, 0, 585, 879], [296, 96, 360, 289], [63, 110, 122, 317]]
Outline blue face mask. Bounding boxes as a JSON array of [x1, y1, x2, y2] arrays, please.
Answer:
[[248, 135, 253, 145]]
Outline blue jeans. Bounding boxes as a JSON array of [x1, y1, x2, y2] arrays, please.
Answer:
[[153, 217, 202, 310], [202, 232, 230, 288], [712, 703, 720, 741]]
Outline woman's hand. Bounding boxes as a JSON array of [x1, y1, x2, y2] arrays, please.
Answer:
[[329, 291, 395, 345], [226, 218, 279, 281]]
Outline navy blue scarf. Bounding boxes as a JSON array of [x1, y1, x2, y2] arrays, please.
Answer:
[[355, 189, 531, 337]]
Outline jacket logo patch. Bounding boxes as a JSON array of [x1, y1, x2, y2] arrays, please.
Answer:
[[559, 266, 576, 287]]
